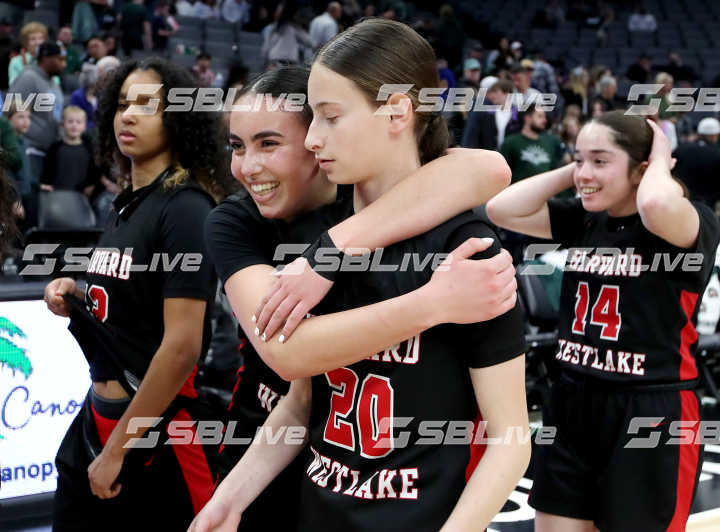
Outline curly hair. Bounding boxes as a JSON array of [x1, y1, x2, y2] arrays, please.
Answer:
[[95, 57, 236, 199]]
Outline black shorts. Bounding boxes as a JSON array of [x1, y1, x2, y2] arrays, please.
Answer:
[[528, 372, 703, 532], [53, 390, 217, 532]]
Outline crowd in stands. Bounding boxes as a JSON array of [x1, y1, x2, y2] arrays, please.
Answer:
[[1, 0, 720, 272]]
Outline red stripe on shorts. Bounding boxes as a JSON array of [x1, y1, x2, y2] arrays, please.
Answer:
[[91, 404, 119, 448], [666, 390, 701, 532], [678, 290, 699, 381], [171, 407, 216, 515]]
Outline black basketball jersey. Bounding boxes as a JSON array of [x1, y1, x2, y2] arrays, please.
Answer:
[[83, 169, 217, 388], [548, 197, 720, 383], [294, 198, 527, 531]]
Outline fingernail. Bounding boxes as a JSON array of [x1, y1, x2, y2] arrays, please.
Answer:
[[251, 314, 256, 323], [305, 313, 311, 319], [254, 327, 259, 336], [261, 332, 266, 342], [278, 334, 285, 343], [482, 237, 494, 243]]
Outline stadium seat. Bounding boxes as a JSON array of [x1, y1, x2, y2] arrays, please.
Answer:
[[38, 191, 96, 230]]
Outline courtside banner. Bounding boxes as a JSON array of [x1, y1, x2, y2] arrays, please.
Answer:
[[0, 300, 90, 499]]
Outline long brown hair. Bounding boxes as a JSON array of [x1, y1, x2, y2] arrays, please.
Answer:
[[315, 18, 448, 165]]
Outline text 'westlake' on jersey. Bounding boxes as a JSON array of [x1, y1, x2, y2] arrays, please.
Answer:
[[548, 197, 720, 383]]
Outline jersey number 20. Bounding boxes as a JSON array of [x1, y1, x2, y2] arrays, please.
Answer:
[[324, 367, 394, 459], [572, 282, 621, 340]]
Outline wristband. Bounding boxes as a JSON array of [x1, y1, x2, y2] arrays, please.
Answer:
[[302, 230, 343, 282]]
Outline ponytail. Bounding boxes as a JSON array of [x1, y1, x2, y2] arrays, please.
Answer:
[[418, 113, 449, 164]]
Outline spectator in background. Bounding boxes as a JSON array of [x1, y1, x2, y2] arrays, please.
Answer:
[[176, 0, 196, 17], [81, 35, 108, 68], [0, 98, 24, 178], [151, 0, 178, 53], [651, 71, 676, 119], [222, 0, 250, 25], [8, 21, 48, 86], [529, 50, 559, 95], [486, 35, 510, 75], [193, 51, 214, 86], [458, 57, 482, 90], [261, 2, 314, 66], [509, 40, 524, 65], [501, 104, 564, 184], [0, 17, 15, 91], [4, 102, 35, 228], [0, 100, 25, 224], [500, 104, 565, 261], [435, 4, 464, 70], [70, 64, 98, 130], [562, 66, 590, 116], [71, 0, 100, 44], [662, 52, 697, 86], [193, 0, 221, 19], [9, 41, 66, 197], [595, 75, 623, 111], [462, 79, 518, 151], [673, 118, 720, 208], [103, 32, 119, 57], [340, 0, 361, 26], [309, 1, 341, 50], [119, 0, 152, 55], [57, 26, 82, 75], [557, 114, 580, 163], [40, 106, 99, 196], [626, 53, 652, 83], [628, 6, 657, 32], [589, 98, 605, 118], [510, 62, 540, 106], [90, 0, 118, 33]]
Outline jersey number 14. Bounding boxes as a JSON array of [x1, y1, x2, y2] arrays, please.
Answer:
[[572, 282, 621, 340]]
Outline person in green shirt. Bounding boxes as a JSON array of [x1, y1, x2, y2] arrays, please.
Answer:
[[58, 25, 82, 75], [500, 104, 565, 183], [499, 104, 566, 262], [8, 21, 47, 86], [119, 0, 152, 56]]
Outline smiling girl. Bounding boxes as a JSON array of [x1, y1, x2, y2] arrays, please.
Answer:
[[192, 19, 529, 532], [486, 110, 720, 532]]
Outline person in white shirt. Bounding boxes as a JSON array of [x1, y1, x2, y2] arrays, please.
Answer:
[[222, 0, 249, 25], [192, 0, 220, 19], [309, 2, 342, 50], [628, 8, 657, 32]]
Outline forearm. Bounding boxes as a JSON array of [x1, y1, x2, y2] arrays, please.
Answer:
[[328, 149, 510, 251], [214, 380, 311, 514], [488, 164, 573, 220], [257, 287, 436, 380], [636, 159, 683, 215], [441, 440, 531, 531], [102, 343, 197, 458]]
